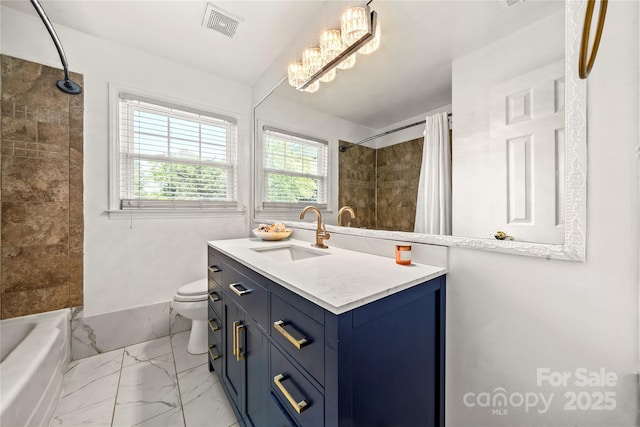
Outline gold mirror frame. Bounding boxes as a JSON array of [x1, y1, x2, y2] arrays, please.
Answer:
[[579, 0, 608, 79]]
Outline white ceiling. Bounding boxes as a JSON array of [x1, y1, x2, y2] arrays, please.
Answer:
[[271, 0, 565, 129], [3, 0, 564, 128], [2, 0, 326, 86]]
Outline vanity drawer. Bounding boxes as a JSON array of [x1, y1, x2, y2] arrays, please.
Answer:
[[208, 278, 223, 317], [269, 391, 299, 427], [223, 264, 268, 329], [207, 248, 223, 285], [207, 304, 222, 375], [208, 341, 222, 375], [207, 305, 222, 342], [270, 344, 324, 427], [270, 293, 324, 385]]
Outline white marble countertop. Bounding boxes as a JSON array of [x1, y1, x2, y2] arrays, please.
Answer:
[[208, 237, 447, 315]]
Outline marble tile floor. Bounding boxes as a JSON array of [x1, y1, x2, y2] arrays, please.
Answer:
[[50, 330, 239, 427]]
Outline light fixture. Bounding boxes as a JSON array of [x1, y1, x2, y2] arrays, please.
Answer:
[[287, 5, 379, 93], [337, 54, 356, 70], [359, 18, 381, 55], [320, 29, 342, 62], [287, 62, 305, 87], [319, 68, 336, 83], [319, 29, 342, 81], [341, 6, 369, 47], [302, 47, 322, 76], [289, 57, 321, 92], [304, 81, 320, 93]]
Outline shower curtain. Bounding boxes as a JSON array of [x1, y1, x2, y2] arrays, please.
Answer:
[[414, 112, 452, 235]]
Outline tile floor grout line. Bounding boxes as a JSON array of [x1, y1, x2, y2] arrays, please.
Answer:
[[52, 333, 227, 427], [170, 332, 189, 427], [110, 348, 126, 427]]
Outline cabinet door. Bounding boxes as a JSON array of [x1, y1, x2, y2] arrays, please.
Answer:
[[243, 315, 268, 427], [223, 299, 243, 409], [223, 298, 268, 427]]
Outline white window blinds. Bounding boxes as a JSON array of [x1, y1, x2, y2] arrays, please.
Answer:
[[118, 93, 237, 209], [262, 126, 328, 209]]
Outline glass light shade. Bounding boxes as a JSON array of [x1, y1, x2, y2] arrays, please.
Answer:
[[341, 6, 369, 47], [302, 47, 322, 76], [359, 19, 381, 55], [304, 81, 320, 93], [287, 62, 306, 87], [319, 68, 336, 83], [336, 53, 356, 70], [320, 29, 343, 62]]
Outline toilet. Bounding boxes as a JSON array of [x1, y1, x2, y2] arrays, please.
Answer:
[[173, 278, 208, 354]]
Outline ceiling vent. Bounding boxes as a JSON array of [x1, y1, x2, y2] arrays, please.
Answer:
[[202, 3, 240, 38]]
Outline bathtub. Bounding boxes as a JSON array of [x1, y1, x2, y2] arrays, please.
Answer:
[[0, 309, 70, 427]]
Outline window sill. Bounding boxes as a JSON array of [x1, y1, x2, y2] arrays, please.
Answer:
[[106, 208, 246, 220]]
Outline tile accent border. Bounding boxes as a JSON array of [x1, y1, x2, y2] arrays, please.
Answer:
[[71, 301, 192, 360]]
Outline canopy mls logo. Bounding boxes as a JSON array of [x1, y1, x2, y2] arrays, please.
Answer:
[[463, 388, 553, 415], [463, 368, 618, 416]]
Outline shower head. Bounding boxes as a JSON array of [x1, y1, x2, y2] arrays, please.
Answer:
[[339, 145, 352, 153], [30, 0, 83, 95], [56, 79, 82, 95]]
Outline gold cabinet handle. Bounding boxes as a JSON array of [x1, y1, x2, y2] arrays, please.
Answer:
[[229, 283, 251, 297], [235, 322, 245, 361], [232, 321, 245, 361], [208, 319, 220, 333], [208, 264, 222, 274], [274, 320, 308, 350], [208, 292, 220, 303], [208, 345, 220, 361], [232, 320, 240, 357], [273, 374, 308, 414], [579, 0, 608, 79]]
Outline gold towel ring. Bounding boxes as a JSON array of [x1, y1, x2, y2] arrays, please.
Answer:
[[579, 0, 608, 79]]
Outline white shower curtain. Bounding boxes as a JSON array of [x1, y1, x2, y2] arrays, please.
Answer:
[[414, 112, 452, 235]]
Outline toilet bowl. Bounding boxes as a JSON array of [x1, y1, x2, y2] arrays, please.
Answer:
[[173, 278, 208, 354]]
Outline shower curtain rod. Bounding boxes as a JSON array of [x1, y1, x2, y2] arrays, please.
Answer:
[[340, 113, 452, 152], [30, 0, 82, 95]]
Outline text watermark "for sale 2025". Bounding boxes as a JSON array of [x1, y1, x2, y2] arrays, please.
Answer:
[[463, 368, 618, 416]]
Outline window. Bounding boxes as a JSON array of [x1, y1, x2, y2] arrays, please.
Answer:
[[117, 93, 237, 210], [260, 126, 328, 210]]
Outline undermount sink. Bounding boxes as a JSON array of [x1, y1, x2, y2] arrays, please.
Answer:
[[251, 245, 329, 262]]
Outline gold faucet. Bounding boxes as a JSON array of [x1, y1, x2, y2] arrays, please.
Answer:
[[299, 206, 330, 248], [337, 206, 356, 227]]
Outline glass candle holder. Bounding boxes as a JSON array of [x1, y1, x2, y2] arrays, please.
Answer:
[[395, 245, 412, 265]]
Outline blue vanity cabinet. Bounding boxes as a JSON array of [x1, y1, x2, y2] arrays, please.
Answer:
[[327, 276, 445, 427], [269, 391, 299, 427], [208, 245, 445, 427], [269, 276, 445, 427], [222, 297, 243, 409], [207, 299, 222, 374], [207, 270, 224, 375], [214, 256, 270, 427]]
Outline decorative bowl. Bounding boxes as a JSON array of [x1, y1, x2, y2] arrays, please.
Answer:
[[252, 228, 292, 241]]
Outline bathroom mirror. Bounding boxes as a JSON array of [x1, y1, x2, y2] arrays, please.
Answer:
[[254, 1, 586, 261]]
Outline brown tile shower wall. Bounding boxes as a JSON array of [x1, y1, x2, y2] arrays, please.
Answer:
[[0, 55, 83, 319], [338, 138, 423, 233], [338, 142, 376, 229], [376, 138, 423, 232]]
